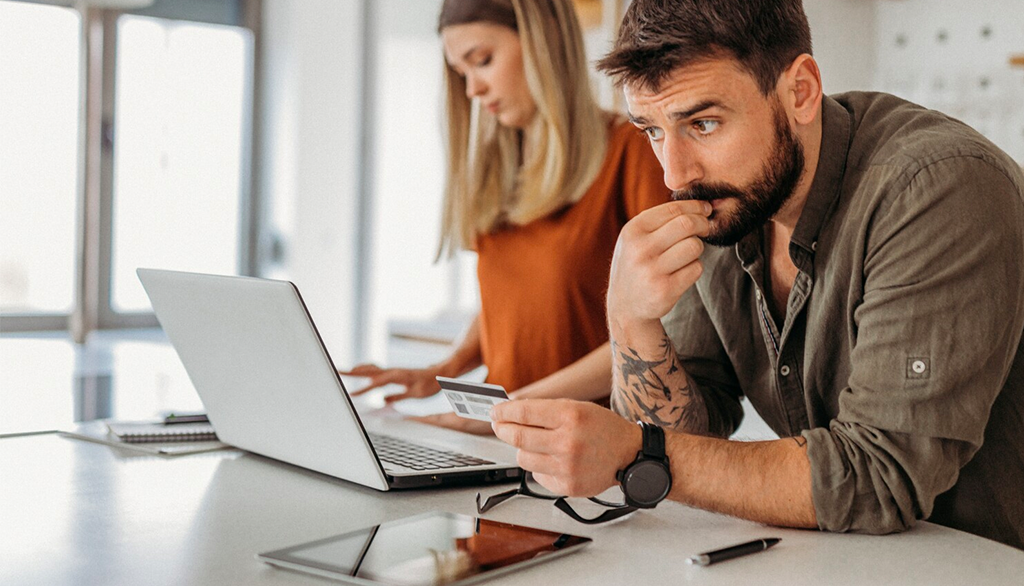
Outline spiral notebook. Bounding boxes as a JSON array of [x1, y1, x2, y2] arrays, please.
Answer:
[[59, 420, 230, 456], [106, 421, 218, 443]]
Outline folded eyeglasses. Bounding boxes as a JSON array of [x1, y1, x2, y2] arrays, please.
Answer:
[[475, 472, 637, 524]]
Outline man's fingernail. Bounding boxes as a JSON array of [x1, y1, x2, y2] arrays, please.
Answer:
[[703, 202, 712, 214]]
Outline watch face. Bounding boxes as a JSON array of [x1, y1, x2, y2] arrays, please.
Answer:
[[624, 460, 671, 506]]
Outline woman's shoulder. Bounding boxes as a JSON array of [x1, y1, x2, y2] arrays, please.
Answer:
[[597, 112, 671, 217], [602, 112, 655, 162], [595, 111, 661, 175]]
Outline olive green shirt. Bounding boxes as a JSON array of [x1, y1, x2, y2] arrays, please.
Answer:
[[663, 93, 1024, 549]]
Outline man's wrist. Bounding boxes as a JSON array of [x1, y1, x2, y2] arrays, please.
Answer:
[[618, 420, 644, 472], [616, 422, 673, 508], [608, 314, 664, 341]]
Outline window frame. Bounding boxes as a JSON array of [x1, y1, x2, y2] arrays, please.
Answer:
[[0, 0, 261, 340]]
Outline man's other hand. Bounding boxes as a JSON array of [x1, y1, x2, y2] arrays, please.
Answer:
[[607, 200, 711, 326]]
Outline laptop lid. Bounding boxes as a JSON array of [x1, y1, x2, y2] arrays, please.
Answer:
[[137, 268, 390, 491]]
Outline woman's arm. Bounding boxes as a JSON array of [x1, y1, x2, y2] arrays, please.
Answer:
[[511, 341, 613, 402], [438, 313, 484, 378], [342, 314, 483, 402]]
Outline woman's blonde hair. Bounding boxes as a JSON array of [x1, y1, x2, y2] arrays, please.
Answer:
[[437, 0, 609, 258]]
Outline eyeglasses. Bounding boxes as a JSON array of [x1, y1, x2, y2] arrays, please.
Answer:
[[476, 472, 637, 525]]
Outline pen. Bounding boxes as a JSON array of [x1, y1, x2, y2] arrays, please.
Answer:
[[164, 413, 210, 425], [687, 537, 781, 566]]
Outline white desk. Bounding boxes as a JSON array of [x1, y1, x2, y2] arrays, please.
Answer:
[[2, 432, 1023, 585]]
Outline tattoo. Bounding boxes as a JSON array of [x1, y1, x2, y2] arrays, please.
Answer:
[[610, 334, 710, 435], [791, 436, 807, 448], [617, 346, 669, 400]]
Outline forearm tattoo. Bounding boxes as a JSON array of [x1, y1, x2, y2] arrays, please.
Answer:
[[611, 333, 709, 435], [790, 436, 807, 448]]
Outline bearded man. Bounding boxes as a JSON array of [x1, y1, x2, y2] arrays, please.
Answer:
[[489, 0, 1024, 549]]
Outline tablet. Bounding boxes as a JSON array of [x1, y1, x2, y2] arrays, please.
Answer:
[[257, 511, 592, 585]]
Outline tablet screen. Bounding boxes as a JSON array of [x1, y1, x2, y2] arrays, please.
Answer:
[[259, 512, 591, 586]]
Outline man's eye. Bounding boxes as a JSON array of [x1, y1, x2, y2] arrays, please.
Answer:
[[477, 55, 492, 67], [693, 120, 719, 135], [643, 127, 665, 141]]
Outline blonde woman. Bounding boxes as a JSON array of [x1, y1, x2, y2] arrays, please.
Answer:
[[344, 0, 669, 432]]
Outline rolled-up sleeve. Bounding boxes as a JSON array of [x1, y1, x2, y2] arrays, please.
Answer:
[[804, 424, 975, 533], [805, 155, 1024, 534]]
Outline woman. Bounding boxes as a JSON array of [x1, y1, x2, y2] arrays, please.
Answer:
[[344, 0, 669, 432]]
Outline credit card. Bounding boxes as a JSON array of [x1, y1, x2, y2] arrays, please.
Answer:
[[436, 376, 510, 421]]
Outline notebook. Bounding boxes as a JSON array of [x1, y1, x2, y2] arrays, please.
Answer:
[[107, 421, 218, 443], [59, 420, 231, 456]]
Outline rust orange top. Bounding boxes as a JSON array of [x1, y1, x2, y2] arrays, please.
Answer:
[[476, 120, 670, 391]]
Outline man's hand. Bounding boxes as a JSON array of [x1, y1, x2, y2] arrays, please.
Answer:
[[607, 200, 711, 327], [490, 399, 641, 497]]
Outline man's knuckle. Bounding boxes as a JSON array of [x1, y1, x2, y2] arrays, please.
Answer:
[[565, 406, 584, 427], [509, 427, 525, 447], [690, 237, 705, 256], [676, 214, 695, 234]]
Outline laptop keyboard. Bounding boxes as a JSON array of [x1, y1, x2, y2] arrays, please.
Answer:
[[368, 433, 495, 471]]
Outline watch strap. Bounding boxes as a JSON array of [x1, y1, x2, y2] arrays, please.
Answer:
[[640, 421, 666, 460]]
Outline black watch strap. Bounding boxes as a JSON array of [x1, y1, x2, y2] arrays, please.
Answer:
[[640, 422, 666, 461]]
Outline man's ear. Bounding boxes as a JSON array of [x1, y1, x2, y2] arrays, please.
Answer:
[[781, 54, 822, 127]]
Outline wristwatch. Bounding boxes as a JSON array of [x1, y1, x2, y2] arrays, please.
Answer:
[[616, 422, 672, 508]]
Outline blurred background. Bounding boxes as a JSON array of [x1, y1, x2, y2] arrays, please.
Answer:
[[2, 0, 1022, 435]]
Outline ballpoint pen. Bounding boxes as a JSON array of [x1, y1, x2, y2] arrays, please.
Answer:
[[687, 537, 781, 566]]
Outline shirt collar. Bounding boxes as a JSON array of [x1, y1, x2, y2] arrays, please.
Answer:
[[789, 96, 852, 254]]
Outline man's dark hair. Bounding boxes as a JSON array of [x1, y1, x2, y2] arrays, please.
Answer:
[[597, 0, 812, 95]]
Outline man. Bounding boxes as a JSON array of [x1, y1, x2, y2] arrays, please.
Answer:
[[490, 0, 1024, 549]]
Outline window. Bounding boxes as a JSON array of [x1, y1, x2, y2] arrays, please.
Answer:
[[0, 0, 256, 336], [110, 16, 251, 313], [0, 1, 80, 316]]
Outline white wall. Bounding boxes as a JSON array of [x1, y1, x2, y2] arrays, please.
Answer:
[[258, 0, 365, 365], [804, 0, 878, 94], [364, 0, 462, 365], [806, 0, 1023, 163], [871, 0, 1024, 164]]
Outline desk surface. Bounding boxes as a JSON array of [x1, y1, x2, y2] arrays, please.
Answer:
[[3, 432, 1022, 586]]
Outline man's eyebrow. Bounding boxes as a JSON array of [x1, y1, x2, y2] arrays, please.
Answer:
[[627, 99, 727, 127], [670, 99, 726, 121]]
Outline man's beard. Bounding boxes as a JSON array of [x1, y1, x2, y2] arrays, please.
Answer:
[[672, 101, 805, 247]]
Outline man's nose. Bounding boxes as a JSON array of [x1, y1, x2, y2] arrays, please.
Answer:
[[662, 136, 703, 191]]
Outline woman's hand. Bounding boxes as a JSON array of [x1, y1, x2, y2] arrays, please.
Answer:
[[339, 363, 446, 403]]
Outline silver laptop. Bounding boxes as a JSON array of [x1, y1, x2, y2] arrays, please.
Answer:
[[137, 268, 521, 490]]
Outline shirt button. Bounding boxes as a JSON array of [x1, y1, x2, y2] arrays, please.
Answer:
[[756, 289, 762, 300], [912, 360, 927, 374], [811, 241, 818, 251], [780, 365, 791, 376]]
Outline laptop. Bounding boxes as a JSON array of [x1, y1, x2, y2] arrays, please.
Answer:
[[137, 268, 522, 490]]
